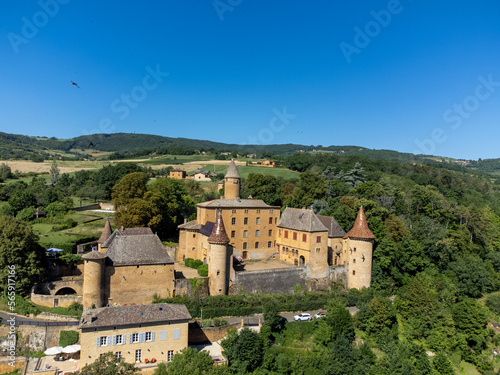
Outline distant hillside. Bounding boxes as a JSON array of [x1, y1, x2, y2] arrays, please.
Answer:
[[1, 131, 496, 174]]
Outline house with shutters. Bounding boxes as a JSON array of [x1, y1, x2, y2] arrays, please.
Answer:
[[78, 303, 191, 367]]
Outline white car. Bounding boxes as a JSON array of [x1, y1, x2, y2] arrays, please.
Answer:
[[315, 311, 326, 319], [294, 313, 312, 321]]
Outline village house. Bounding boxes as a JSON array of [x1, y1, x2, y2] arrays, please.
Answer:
[[78, 303, 191, 367]]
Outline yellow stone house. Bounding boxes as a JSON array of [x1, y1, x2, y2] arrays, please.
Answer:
[[79, 303, 191, 367]]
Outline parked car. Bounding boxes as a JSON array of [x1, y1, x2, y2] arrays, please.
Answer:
[[315, 311, 326, 319], [294, 313, 312, 321]]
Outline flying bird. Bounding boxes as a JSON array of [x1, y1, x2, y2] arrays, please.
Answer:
[[71, 81, 80, 88]]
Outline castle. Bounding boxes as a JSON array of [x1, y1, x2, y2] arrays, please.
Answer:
[[31, 160, 374, 309], [177, 160, 375, 294]]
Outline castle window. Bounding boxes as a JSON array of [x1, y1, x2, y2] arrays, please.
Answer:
[[243, 230, 248, 238], [168, 350, 174, 362], [294, 259, 298, 265], [285, 230, 288, 239], [354, 248, 356, 252], [232, 209, 236, 214], [316, 236, 321, 243], [145, 332, 153, 341], [193, 234, 195, 238], [131, 333, 139, 343], [217, 271, 220, 276], [174, 329, 180, 339], [244, 209, 249, 214], [353, 270, 356, 275], [192, 247, 195, 251], [255, 242, 259, 248], [256, 217, 260, 225], [353, 259, 356, 263], [244, 217, 248, 225], [231, 231, 235, 238], [268, 241, 272, 248], [302, 234, 307, 242], [135, 349, 142, 363], [270, 209, 274, 214], [316, 248, 320, 253], [232, 218, 236, 225], [115, 352, 121, 359], [233, 179, 238, 183], [257, 209, 261, 213], [114, 334, 123, 345], [269, 229, 272, 236], [293, 232, 297, 240], [269, 217, 273, 224], [279, 229, 282, 236], [243, 242, 247, 249], [255, 230, 259, 237]]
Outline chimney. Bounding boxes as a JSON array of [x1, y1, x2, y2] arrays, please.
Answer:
[[184, 218, 187, 224], [120, 225, 124, 231], [302, 207, 306, 210]]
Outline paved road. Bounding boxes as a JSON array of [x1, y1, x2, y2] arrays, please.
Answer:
[[0, 310, 78, 325]]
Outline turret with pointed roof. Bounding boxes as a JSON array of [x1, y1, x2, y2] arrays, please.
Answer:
[[208, 209, 230, 244], [343, 207, 375, 240], [224, 159, 241, 200], [208, 210, 231, 295], [97, 219, 113, 252]]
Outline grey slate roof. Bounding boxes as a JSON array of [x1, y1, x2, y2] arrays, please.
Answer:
[[316, 215, 346, 238], [199, 222, 215, 237], [178, 220, 202, 230], [225, 160, 240, 178], [82, 251, 106, 260], [79, 303, 191, 329], [277, 208, 329, 233], [104, 234, 174, 266], [198, 198, 278, 209], [122, 227, 154, 236]]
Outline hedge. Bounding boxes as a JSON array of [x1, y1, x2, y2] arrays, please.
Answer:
[[59, 330, 79, 347]]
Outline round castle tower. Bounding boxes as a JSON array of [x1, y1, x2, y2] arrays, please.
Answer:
[[208, 209, 230, 296], [342, 207, 375, 290], [81, 251, 105, 309], [224, 159, 240, 200]]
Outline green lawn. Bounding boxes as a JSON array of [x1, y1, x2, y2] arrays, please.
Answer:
[[197, 164, 299, 180]]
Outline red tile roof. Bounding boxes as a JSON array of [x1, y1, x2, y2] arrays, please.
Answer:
[[97, 219, 112, 244], [343, 207, 375, 240], [208, 210, 229, 244]]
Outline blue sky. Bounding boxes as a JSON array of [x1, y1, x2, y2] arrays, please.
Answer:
[[1, 1, 500, 160]]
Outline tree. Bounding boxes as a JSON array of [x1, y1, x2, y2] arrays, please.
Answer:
[[221, 327, 264, 374], [451, 298, 488, 350], [165, 347, 214, 375], [448, 254, 498, 298], [8, 190, 37, 215], [432, 352, 455, 375], [0, 216, 46, 295], [50, 160, 60, 185], [0, 163, 12, 182], [315, 301, 354, 346], [78, 352, 139, 375], [112, 172, 149, 207]]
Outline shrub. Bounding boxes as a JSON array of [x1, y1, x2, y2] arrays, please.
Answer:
[[214, 318, 221, 327], [59, 330, 79, 347], [486, 294, 500, 315], [197, 264, 208, 277], [185, 258, 203, 269]]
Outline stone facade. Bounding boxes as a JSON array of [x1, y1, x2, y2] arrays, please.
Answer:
[[79, 304, 190, 367]]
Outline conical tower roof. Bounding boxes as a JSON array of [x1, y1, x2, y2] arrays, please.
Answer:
[[225, 159, 240, 178], [98, 219, 113, 244], [343, 207, 375, 240], [208, 210, 230, 244]]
